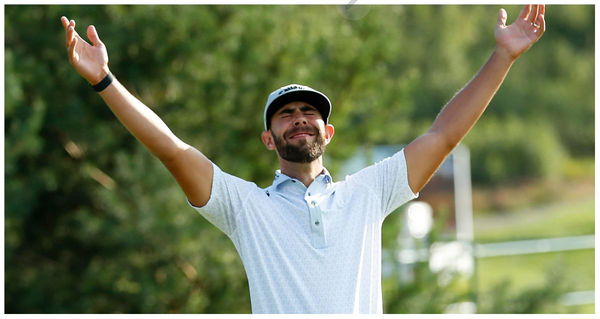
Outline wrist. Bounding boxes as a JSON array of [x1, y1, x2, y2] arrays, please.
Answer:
[[91, 70, 114, 92], [88, 66, 111, 85], [493, 46, 517, 65]]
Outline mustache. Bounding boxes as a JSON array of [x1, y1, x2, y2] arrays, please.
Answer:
[[285, 125, 319, 139]]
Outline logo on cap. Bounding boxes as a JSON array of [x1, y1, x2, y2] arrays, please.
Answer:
[[278, 85, 303, 96]]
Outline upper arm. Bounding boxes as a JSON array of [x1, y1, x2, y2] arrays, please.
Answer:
[[404, 131, 454, 194], [161, 144, 214, 207]]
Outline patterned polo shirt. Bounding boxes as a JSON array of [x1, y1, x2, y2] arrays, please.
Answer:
[[188, 149, 417, 314]]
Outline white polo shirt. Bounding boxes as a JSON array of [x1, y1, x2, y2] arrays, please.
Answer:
[[188, 149, 417, 314]]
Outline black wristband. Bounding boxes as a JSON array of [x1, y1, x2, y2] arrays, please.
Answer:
[[92, 73, 113, 92]]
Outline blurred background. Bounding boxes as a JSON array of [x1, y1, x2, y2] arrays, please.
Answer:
[[5, 4, 594, 314]]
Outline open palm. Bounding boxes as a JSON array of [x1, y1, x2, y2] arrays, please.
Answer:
[[61, 16, 109, 84], [495, 5, 546, 59]]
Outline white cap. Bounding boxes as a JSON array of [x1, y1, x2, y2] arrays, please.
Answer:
[[263, 84, 332, 130]]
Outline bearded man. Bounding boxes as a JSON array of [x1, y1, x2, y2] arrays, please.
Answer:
[[61, 4, 545, 314]]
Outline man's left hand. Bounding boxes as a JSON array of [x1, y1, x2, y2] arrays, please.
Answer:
[[495, 4, 546, 60]]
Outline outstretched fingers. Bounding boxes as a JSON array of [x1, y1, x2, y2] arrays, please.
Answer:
[[86, 25, 104, 47], [63, 17, 78, 49], [60, 16, 69, 30], [518, 4, 532, 21], [529, 5, 540, 23], [66, 24, 76, 49], [60, 16, 75, 30], [61, 16, 72, 48], [67, 36, 79, 65], [535, 6, 546, 36], [516, 4, 545, 34]]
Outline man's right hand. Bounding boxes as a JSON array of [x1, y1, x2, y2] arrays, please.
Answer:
[[60, 16, 214, 207], [61, 16, 110, 85]]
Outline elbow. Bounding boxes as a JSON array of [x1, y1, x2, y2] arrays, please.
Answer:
[[429, 129, 460, 154], [156, 141, 190, 164], [444, 135, 461, 153]]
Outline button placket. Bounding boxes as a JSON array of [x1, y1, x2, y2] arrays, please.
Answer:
[[307, 197, 326, 248], [304, 178, 330, 248]]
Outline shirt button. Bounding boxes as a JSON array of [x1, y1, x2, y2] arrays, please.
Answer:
[[311, 201, 316, 206], [307, 192, 311, 196], [292, 180, 296, 183], [315, 220, 320, 226]]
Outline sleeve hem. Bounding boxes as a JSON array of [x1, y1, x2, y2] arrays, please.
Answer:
[[186, 162, 219, 211], [400, 148, 420, 199]]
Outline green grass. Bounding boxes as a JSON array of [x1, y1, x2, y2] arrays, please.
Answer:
[[561, 157, 595, 179], [476, 249, 595, 314], [473, 192, 595, 313], [565, 303, 595, 314], [476, 249, 595, 292], [474, 196, 595, 243]]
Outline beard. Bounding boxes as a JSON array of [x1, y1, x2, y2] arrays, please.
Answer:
[[271, 126, 326, 163]]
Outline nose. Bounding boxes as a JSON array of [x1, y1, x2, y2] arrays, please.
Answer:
[[293, 117, 308, 126], [292, 111, 308, 126]]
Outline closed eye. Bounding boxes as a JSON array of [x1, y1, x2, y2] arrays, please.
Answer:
[[300, 106, 317, 113], [276, 105, 318, 118]]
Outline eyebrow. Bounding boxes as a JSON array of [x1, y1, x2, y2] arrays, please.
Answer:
[[278, 105, 318, 114]]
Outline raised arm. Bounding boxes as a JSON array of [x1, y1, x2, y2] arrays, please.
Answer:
[[61, 16, 213, 207], [404, 5, 546, 193]]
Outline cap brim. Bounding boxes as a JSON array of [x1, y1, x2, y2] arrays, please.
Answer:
[[265, 90, 331, 130]]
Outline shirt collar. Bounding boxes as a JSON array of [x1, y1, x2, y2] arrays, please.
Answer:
[[272, 167, 333, 189]]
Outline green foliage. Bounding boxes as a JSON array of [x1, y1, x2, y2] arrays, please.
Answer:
[[383, 261, 471, 313], [465, 117, 566, 184], [5, 4, 593, 313], [382, 209, 470, 313], [478, 263, 571, 313]]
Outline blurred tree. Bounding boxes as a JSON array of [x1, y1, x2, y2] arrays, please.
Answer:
[[5, 5, 593, 313]]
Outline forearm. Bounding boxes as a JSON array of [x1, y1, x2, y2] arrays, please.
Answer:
[[98, 74, 187, 162], [429, 48, 515, 148]]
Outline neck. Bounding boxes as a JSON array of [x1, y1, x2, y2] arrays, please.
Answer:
[[279, 157, 325, 187]]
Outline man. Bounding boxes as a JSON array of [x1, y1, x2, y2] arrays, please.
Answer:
[[61, 5, 545, 314]]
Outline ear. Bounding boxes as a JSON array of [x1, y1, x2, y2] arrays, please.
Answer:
[[261, 130, 276, 150], [324, 124, 335, 145]]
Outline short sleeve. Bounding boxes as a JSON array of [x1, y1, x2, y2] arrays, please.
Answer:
[[187, 162, 257, 236], [345, 148, 418, 218]]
